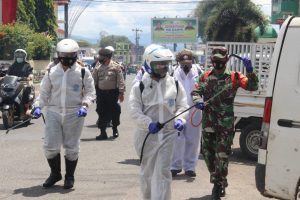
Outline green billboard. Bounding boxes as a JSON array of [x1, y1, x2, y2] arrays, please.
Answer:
[[151, 18, 198, 43]]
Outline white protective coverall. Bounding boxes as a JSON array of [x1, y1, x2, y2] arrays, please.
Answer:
[[129, 73, 188, 200], [34, 63, 96, 161], [171, 65, 202, 172]]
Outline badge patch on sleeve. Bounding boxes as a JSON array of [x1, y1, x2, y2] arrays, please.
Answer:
[[73, 84, 80, 92], [168, 99, 175, 107]]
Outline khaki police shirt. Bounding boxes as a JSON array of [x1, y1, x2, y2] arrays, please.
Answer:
[[92, 60, 125, 93]]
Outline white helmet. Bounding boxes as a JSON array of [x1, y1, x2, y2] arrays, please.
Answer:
[[56, 39, 79, 54], [14, 49, 27, 59], [105, 46, 115, 52], [56, 39, 79, 67], [14, 49, 27, 63], [143, 44, 174, 78]]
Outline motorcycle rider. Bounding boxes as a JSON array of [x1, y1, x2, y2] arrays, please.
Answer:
[[129, 44, 189, 200], [31, 39, 96, 189], [7, 49, 34, 120]]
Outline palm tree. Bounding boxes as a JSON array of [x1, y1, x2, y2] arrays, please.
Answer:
[[194, 0, 268, 42]]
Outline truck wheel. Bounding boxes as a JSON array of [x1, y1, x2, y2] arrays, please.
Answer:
[[2, 109, 14, 129], [239, 122, 261, 160]]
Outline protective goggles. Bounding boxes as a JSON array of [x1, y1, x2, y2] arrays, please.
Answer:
[[58, 52, 77, 58], [179, 54, 192, 61], [14, 52, 26, 58], [211, 48, 227, 57]]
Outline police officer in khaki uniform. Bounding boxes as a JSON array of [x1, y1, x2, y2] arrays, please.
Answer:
[[92, 48, 125, 140]]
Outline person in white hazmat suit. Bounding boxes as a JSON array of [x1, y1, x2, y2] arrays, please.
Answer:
[[129, 44, 189, 200], [171, 49, 202, 177], [30, 39, 96, 189]]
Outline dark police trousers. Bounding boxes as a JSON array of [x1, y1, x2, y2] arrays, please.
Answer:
[[96, 89, 121, 129]]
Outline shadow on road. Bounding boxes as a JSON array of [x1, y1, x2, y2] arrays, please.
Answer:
[[172, 175, 196, 183], [85, 124, 98, 128], [229, 148, 256, 166], [13, 185, 73, 197], [81, 136, 117, 142], [1, 121, 34, 132], [198, 148, 256, 167], [188, 195, 211, 200], [117, 158, 140, 166]]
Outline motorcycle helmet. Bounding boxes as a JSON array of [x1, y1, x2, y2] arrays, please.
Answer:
[[210, 47, 228, 70], [56, 39, 79, 67], [105, 46, 115, 53], [143, 44, 174, 78], [14, 49, 27, 64]]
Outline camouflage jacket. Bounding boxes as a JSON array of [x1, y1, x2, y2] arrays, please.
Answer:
[[192, 68, 258, 133]]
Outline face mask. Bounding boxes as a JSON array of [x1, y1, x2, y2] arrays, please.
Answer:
[[212, 61, 226, 70], [182, 64, 191, 73], [16, 58, 24, 63], [98, 57, 106, 64], [59, 56, 77, 67]]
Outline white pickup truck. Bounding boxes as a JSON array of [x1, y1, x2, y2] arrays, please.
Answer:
[[204, 41, 275, 160]]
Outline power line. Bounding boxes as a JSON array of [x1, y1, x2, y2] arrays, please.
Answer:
[[81, 8, 195, 13], [71, 0, 202, 4]]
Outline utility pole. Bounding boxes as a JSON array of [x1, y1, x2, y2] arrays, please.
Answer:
[[64, 3, 69, 38], [132, 28, 142, 63]]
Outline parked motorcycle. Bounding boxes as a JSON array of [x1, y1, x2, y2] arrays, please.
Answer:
[[0, 75, 35, 129]]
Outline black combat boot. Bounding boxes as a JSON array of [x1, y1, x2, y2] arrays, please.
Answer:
[[219, 184, 226, 197], [112, 126, 119, 138], [96, 128, 108, 140], [211, 183, 222, 200], [43, 154, 62, 188], [64, 157, 78, 189]]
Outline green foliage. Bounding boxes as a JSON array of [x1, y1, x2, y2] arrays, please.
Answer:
[[29, 33, 53, 60], [35, 0, 57, 40], [193, 0, 268, 42], [99, 35, 132, 48], [17, 0, 38, 31], [77, 40, 92, 47], [0, 23, 52, 60]]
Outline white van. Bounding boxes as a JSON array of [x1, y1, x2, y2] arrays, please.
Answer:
[[255, 16, 300, 200]]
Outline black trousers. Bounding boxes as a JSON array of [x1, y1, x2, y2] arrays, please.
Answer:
[[96, 89, 121, 129]]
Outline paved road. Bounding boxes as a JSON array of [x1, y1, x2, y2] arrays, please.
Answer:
[[0, 75, 273, 200]]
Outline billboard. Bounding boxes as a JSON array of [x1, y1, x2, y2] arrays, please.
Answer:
[[151, 18, 198, 43]]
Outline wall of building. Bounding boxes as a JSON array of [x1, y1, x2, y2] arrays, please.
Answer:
[[0, 0, 2, 24], [272, 0, 300, 24]]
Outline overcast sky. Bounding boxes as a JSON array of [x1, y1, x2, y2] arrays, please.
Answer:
[[58, 0, 272, 45]]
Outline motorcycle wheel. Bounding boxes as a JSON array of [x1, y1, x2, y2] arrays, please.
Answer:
[[3, 108, 14, 129]]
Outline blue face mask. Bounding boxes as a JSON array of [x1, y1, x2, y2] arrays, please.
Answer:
[[16, 58, 24, 63]]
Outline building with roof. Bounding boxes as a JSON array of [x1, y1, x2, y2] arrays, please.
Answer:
[[272, 0, 300, 26], [255, 24, 278, 43]]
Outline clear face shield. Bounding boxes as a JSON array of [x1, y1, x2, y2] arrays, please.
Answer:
[[150, 60, 171, 78]]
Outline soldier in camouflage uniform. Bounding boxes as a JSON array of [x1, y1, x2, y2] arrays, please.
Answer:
[[192, 47, 258, 200]]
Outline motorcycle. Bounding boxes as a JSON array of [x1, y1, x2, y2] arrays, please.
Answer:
[[0, 75, 35, 129]]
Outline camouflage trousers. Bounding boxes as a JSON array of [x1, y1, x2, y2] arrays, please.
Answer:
[[201, 130, 234, 187]]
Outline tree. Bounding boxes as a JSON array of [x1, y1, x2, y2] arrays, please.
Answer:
[[99, 35, 132, 49], [35, 0, 57, 40], [193, 0, 268, 42], [17, 0, 38, 31], [193, 0, 221, 42], [0, 23, 53, 60]]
